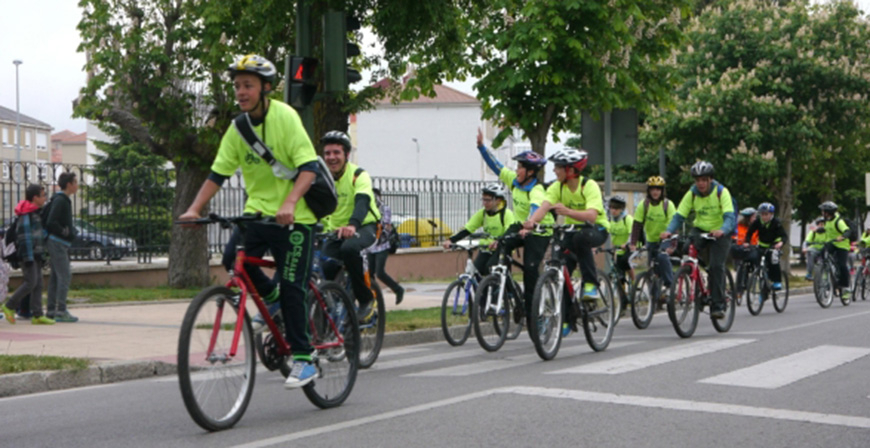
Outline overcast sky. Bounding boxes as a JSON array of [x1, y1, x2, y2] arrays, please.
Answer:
[[1, 1, 867, 135]]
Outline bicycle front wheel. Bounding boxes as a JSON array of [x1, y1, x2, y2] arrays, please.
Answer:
[[772, 271, 789, 313], [746, 270, 764, 316], [859, 270, 869, 301], [630, 271, 655, 330], [506, 283, 524, 341], [582, 271, 616, 352], [472, 275, 509, 352], [712, 270, 736, 333], [668, 265, 699, 339], [178, 286, 255, 432], [358, 282, 385, 369], [303, 281, 359, 409], [529, 270, 563, 361], [441, 279, 474, 346], [814, 264, 834, 308]]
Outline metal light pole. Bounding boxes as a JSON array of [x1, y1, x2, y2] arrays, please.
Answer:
[[13, 59, 22, 163], [412, 137, 420, 178]]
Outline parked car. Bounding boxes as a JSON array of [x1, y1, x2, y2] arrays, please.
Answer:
[[72, 219, 137, 260]]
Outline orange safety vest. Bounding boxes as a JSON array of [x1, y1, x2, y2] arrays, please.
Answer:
[[734, 222, 759, 246]]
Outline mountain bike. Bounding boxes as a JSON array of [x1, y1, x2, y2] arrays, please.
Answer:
[[317, 232, 386, 369], [441, 235, 486, 346], [745, 247, 789, 315], [852, 248, 869, 302], [629, 236, 678, 330], [176, 214, 359, 431], [668, 233, 736, 338], [473, 233, 526, 352], [813, 243, 851, 308], [528, 224, 616, 361]]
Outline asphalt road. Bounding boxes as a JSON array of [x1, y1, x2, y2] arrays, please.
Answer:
[[2, 291, 869, 448]]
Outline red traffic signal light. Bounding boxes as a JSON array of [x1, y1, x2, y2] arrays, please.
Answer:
[[289, 56, 318, 84]]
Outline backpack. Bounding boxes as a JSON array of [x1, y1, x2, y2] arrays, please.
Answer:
[[691, 182, 738, 236], [837, 216, 860, 243], [3, 217, 20, 269]]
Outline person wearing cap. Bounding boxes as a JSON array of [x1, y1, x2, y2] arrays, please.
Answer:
[[607, 195, 634, 281], [744, 202, 789, 291], [474, 129, 551, 318], [443, 183, 516, 276], [661, 160, 735, 319], [179, 54, 320, 389], [319, 130, 382, 323], [803, 217, 826, 280]]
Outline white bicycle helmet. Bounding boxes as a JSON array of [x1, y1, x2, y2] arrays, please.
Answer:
[[548, 149, 589, 173], [482, 183, 508, 200], [690, 160, 715, 177]]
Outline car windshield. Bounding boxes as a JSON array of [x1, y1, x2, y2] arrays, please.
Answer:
[[74, 219, 100, 233]]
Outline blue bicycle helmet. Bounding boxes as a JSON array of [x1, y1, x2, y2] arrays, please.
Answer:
[[758, 202, 775, 213]]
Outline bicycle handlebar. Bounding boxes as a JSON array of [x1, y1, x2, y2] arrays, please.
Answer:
[[175, 213, 277, 229]]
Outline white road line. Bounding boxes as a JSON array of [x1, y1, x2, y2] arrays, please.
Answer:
[[699, 345, 870, 389], [548, 338, 755, 374], [733, 309, 870, 336], [405, 342, 639, 377], [368, 348, 486, 371], [230, 386, 870, 447]]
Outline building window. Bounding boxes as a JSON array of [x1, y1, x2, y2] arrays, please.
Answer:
[[24, 132, 31, 149], [36, 133, 47, 151], [1, 128, 7, 146]]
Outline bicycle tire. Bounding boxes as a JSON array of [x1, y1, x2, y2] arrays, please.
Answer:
[[712, 270, 736, 333], [772, 270, 789, 313], [582, 270, 616, 352], [358, 282, 386, 369], [630, 271, 655, 330], [303, 281, 359, 409], [178, 286, 256, 431], [529, 270, 563, 361], [735, 262, 748, 306], [746, 270, 764, 316], [612, 276, 628, 326], [668, 265, 699, 339], [472, 275, 509, 352], [440, 279, 474, 346], [860, 271, 869, 301], [506, 283, 524, 341], [814, 264, 834, 308]]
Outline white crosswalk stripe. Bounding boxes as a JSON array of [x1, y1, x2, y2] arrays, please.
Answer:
[[547, 338, 756, 375], [699, 345, 870, 389], [405, 341, 639, 377]]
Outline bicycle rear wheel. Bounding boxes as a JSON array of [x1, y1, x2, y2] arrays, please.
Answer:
[[814, 264, 834, 308], [582, 271, 616, 351], [529, 270, 563, 361], [358, 282, 385, 369], [746, 271, 765, 316], [303, 281, 359, 409], [712, 270, 736, 333], [735, 262, 748, 306], [772, 271, 789, 313], [668, 265, 699, 339], [859, 270, 869, 301], [178, 286, 255, 432], [472, 275, 510, 352], [441, 279, 474, 346], [630, 271, 655, 330], [612, 277, 628, 326]]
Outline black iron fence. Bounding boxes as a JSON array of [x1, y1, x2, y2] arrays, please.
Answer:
[[0, 162, 490, 264]]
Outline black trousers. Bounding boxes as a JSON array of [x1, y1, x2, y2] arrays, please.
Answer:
[[368, 250, 403, 295], [502, 233, 550, 316], [243, 222, 314, 357], [691, 228, 731, 311], [323, 223, 378, 305]]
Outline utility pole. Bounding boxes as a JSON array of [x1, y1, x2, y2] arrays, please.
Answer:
[[13, 59, 22, 163]]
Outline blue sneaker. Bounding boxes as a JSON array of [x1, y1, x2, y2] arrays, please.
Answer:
[[284, 361, 317, 389], [581, 283, 600, 301], [561, 323, 571, 337], [252, 301, 282, 334], [772, 282, 782, 291]]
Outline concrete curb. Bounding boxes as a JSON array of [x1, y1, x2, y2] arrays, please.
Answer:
[[0, 360, 178, 398]]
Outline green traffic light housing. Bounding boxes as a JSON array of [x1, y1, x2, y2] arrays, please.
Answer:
[[324, 10, 362, 92]]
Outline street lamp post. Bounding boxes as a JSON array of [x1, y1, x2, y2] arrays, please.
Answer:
[[412, 137, 420, 178], [13, 59, 22, 164]]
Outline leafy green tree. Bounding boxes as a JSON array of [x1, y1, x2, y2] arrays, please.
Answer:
[[643, 0, 870, 254]]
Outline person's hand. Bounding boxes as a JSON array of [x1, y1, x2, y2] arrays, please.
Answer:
[[551, 204, 570, 216], [442, 240, 452, 250], [711, 229, 724, 238], [629, 244, 636, 252], [178, 210, 201, 228], [488, 241, 498, 251], [742, 243, 749, 249], [523, 220, 535, 230], [660, 231, 671, 240], [518, 228, 530, 238], [337, 225, 357, 239], [276, 201, 296, 226], [836, 236, 844, 242], [774, 242, 783, 250], [476, 128, 483, 147]]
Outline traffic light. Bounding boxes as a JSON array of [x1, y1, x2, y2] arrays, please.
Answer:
[[286, 56, 318, 109], [323, 10, 362, 92]]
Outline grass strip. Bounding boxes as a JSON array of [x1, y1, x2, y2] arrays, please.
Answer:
[[0, 354, 91, 374]]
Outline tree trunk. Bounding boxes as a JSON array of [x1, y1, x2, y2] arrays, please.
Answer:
[[314, 95, 348, 155], [777, 154, 794, 276], [168, 163, 210, 287]]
